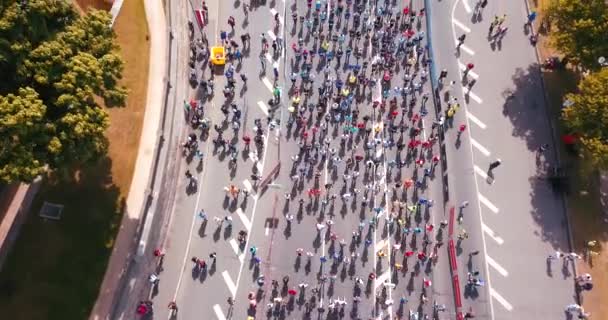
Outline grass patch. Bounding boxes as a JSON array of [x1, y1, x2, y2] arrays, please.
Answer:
[[0, 0, 150, 319], [106, 0, 150, 193], [532, 0, 608, 317], [0, 167, 123, 320]]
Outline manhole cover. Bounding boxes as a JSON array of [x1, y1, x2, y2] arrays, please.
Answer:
[[39, 202, 64, 220]]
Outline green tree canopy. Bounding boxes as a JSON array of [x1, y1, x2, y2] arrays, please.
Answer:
[[547, 0, 608, 70], [562, 68, 608, 168], [0, 1, 126, 183]]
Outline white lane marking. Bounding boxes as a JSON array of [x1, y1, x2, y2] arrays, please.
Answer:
[[267, 29, 277, 41], [452, 0, 496, 319], [236, 207, 252, 230], [466, 89, 483, 104], [233, 120, 273, 300], [222, 271, 237, 296], [374, 270, 391, 290], [257, 100, 269, 116], [486, 255, 509, 277], [375, 238, 388, 253], [453, 19, 471, 33], [471, 138, 491, 156], [490, 288, 514, 311], [462, 0, 472, 13], [229, 239, 245, 263], [478, 193, 499, 214], [265, 227, 269, 236], [474, 165, 489, 180], [262, 77, 274, 92], [229, 238, 240, 255], [482, 223, 504, 245], [213, 304, 227, 320], [467, 111, 487, 129], [269, 8, 284, 25], [375, 146, 383, 159], [459, 62, 479, 79], [172, 170, 204, 301], [265, 53, 281, 69], [243, 179, 253, 193], [458, 43, 476, 56], [256, 161, 263, 173], [249, 151, 259, 162]]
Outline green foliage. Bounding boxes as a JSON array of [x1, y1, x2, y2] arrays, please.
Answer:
[[0, 2, 127, 183], [547, 0, 608, 70], [562, 68, 608, 168]]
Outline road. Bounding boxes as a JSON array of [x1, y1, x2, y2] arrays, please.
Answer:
[[140, 0, 457, 319], [108, 0, 579, 320], [427, 0, 576, 319]]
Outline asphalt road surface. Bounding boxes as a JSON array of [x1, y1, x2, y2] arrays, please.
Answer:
[[124, 0, 577, 320], [142, 0, 458, 319], [427, 0, 576, 319]]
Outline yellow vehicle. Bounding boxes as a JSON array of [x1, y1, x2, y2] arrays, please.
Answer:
[[210, 46, 226, 66]]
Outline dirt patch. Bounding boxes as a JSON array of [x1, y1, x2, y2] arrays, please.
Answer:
[[105, 0, 150, 194], [74, 0, 113, 11]]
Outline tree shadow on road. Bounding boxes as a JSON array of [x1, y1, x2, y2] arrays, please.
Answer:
[[502, 63, 578, 251]]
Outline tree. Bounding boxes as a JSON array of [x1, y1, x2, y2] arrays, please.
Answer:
[[0, 2, 126, 183], [547, 0, 608, 70], [562, 68, 608, 168], [0, 87, 49, 182]]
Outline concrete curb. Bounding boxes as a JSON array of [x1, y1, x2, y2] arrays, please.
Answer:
[[110, 0, 125, 26]]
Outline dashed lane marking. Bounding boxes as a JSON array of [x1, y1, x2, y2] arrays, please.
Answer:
[[453, 19, 471, 33], [265, 53, 281, 69], [490, 288, 514, 311], [478, 193, 499, 214], [474, 165, 489, 180], [465, 89, 483, 104], [456, 41, 476, 56], [257, 100, 269, 116], [486, 255, 509, 277], [236, 207, 252, 230], [466, 111, 487, 129], [374, 271, 391, 290], [248, 151, 259, 162], [229, 238, 239, 255], [482, 223, 504, 245], [256, 161, 263, 173], [262, 77, 274, 93], [269, 8, 284, 25], [222, 271, 237, 296], [213, 304, 227, 320], [229, 238, 245, 263], [462, 0, 472, 13], [470, 138, 491, 156], [267, 30, 277, 41], [375, 147, 383, 159], [375, 238, 388, 253], [243, 179, 253, 193], [459, 62, 480, 79]]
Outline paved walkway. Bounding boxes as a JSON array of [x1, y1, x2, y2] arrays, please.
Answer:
[[89, 0, 168, 319]]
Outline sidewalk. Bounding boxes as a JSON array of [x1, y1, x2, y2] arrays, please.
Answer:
[[0, 182, 41, 271], [89, 0, 168, 319]]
